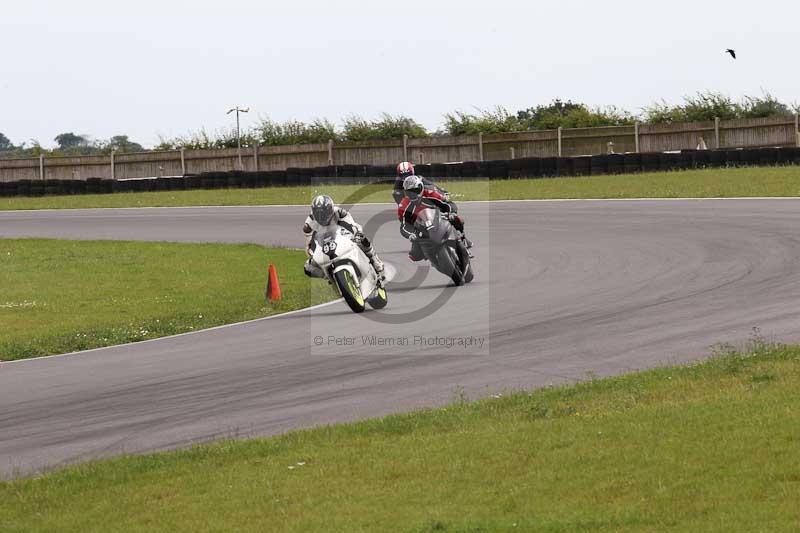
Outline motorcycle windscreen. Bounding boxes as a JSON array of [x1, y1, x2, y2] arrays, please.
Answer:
[[415, 207, 452, 242]]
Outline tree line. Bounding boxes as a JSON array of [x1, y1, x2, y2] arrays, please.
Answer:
[[0, 133, 143, 159], [2, 92, 797, 157]]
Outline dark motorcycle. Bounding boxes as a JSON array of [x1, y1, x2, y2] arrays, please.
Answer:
[[412, 206, 474, 286]]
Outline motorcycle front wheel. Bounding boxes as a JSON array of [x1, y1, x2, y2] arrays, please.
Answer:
[[334, 269, 366, 313], [436, 244, 465, 286]]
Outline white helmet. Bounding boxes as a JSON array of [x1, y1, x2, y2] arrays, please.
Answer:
[[402, 175, 424, 201], [311, 194, 335, 225]]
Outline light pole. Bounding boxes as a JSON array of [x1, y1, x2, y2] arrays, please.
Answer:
[[227, 106, 249, 170]]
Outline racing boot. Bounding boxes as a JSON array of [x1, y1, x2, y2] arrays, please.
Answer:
[[461, 234, 474, 258], [361, 242, 386, 286]]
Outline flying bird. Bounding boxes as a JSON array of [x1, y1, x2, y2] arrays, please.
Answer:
[[725, 49, 736, 59]]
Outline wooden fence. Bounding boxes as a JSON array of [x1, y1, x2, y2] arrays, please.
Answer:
[[1, 115, 798, 182]]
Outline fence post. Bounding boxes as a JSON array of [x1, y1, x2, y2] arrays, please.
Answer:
[[327, 139, 334, 165], [39, 154, 44, 180], [557, 127, 562, 157], [509, 147, 515, 160], [110, 150, 115, 180], [714, 117, 720, 149], [253, 145, 259, 172], [634, 122, 640, 153], [180, 148, 186, 176], [795, 113, 799, 147], [402, 134, 408, 161], [478, 132, 484, 161]]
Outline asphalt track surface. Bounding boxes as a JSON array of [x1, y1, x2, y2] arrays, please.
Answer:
[[3, 199, 800, 478]]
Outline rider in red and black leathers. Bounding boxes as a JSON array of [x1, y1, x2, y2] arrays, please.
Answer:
[[392, 161, 449, 206], [398, 175, 470, 261]]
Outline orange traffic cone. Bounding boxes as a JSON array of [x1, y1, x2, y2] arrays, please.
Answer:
[[266, 264, 282, 302]]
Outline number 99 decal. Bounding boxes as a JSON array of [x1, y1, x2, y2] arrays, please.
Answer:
[[322, 242, 337, 254]]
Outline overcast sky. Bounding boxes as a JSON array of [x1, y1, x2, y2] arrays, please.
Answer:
[[1, 0, 797, 148]]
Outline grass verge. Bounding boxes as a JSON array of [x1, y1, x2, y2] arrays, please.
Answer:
[[1, 167, 800, 210], [2, 336, 800, 531], [0, 239, 336, 361]]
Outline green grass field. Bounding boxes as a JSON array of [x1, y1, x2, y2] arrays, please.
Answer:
[[0, 239, 336, 361], [2, 337, 799, 532], [1, 167, 800, 210]]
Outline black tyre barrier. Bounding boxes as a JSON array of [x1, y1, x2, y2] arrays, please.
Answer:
[[740, 149, 760, 166], [678, 150, 695, 169], [459, 161, 478, 178], [709, 150, 727, 167], [71, 180, 87, 194], [184, 175, 201, 189], [285, 167, 302, 186], [155, 177, 171, 191], [377, 164, 396, 177], [641, 152, 660, 172], [539, 157, 557, 176], [445, 162, 462, 179], [29, 182, 45, 196], [86, 177, 103, 194], [227, 172, 243, 189], [725, 150, 742, 167], [200, 175, 215, 189], [556, 157, 574, 177], [430, 163, 447, 178], [572, 156, 591, 176], [130, 179, 149, 192], [487, 160, 509, 179], [693, 150, 711, 168], [44, 179, 65, 196], [363, 165, 379, 178], [6, 148, 800, 199], [269, 170, 287, 187], [607, 154, 624, 174], [508, 158, 526, 179], [623, 153, 642, 173], [355, 165, 369, 179], [253, 172, 269, 188], [659, 152, 683, 171], [110, 180, 124, 193], [519, 157, 542, 178], [303, 167, 317, 185], [590, 154, 609, 175], [311, 166, 330, 178], [758, 147, 779, 166], [778, 147, 800, 164], [336, 165, 356, 177]]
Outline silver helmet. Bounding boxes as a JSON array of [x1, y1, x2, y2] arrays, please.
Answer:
[[311, 194, 335, 225]]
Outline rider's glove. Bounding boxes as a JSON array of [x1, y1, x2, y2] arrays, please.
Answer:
[[447, 212, 457, 222], [408, 233, 417, 242]]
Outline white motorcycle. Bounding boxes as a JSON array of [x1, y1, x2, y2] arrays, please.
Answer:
[[310, 228, 388, 313]]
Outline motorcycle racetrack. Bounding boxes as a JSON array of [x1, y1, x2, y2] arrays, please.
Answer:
[[3, 199, 800, 478]]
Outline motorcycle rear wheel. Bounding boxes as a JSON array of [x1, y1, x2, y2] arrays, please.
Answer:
[[437, 244, 464, 286]]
